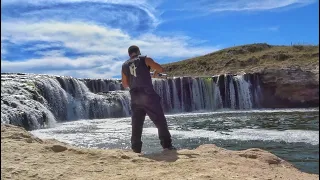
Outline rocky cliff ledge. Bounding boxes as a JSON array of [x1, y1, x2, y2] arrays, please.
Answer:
[[1, 124, 318, 180], [259, 66, 319, 108]]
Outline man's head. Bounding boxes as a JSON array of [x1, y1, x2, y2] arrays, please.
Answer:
[[128, 45, 141, 57]]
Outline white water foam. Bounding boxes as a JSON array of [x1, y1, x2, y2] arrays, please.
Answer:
[[31, 118, 132, 147], [163, 108, 319, 117], [143, 128, 319, 145], [31, 108, 319, 148]]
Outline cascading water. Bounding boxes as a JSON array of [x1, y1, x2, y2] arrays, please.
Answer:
[[1, 74, 57, 130], [229, 77, 236, 109], [170, 78, 181, 112], [1, 72, 263, 130], [1, 73, 131, 130], [81, 79, 122, 93], [151, 73, 262, 113], [204, 78, 215, 110], [191, 78, 202, 111], [234, 75, 253, 109], [213, 82, 223, 109], [180, 78, 185, 111], [251, 74, 263, 108]]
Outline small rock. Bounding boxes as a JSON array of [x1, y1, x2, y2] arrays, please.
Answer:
[[29, 173, 38, 177], [51, 145, 68, 152], [267, 158, 281, 165], [121, 155, 131, 159], [239, 153, 258, 159]]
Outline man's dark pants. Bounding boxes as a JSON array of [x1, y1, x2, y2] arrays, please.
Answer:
[[130, 88, 172, 153]]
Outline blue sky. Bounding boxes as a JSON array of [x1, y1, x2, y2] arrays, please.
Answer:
[[1, 0, 319, 78]]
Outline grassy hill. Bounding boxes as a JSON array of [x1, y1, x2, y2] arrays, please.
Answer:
[[162, 43, 319, 76]]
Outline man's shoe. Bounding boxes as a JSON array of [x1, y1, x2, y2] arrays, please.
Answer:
[[163, 146, 177, 151], [132, 149, 142, 153]]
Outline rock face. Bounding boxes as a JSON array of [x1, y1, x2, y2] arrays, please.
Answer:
[[1, 124, 319, 180], [259, 67, 319, 108]]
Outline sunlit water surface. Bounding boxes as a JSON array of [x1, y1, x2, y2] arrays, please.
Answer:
[[31, 109, 319, 174]]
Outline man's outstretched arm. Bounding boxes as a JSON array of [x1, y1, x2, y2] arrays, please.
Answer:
[[145, 57, 164, 78], [121, 69, 129, 89]]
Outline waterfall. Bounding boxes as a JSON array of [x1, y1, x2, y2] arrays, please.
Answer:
[[81, 79, 122, 93], [180, 78, 185, 111], [252, 74, 263, 108], [151, 74, 262, 112], [164, 80, 172, 111], [203, 78, 215, 110], [1, 73, 263, 130], [234, 75, 253, 109], [229, 78, 236, 109], [1, 74, 131, 130], [1, 75, 57, 130], [191, 78, 202, 111], [213, 82, 223, 109], [171, 78, 180, 112]]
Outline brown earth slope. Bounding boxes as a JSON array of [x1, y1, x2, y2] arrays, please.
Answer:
[[1, 124, 318, 180], [163, 43, 319, 77], [162, 43, 319, 108]]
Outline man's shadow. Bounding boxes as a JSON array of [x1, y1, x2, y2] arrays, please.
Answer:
[[140, 149, 199, 162]]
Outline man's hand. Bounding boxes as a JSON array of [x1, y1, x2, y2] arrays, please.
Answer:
[[151, 71, 167, 79], [146, 57, 166, 79], [145, 57, 164, 73], [152, 70, 159, 78]]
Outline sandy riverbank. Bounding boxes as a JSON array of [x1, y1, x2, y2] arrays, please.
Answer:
[[1, 124, 318, 180]]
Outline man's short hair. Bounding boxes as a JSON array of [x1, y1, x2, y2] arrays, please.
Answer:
[[128, 45, 140, 55]]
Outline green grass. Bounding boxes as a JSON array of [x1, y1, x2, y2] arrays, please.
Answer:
[[162, 43, 319, 76]]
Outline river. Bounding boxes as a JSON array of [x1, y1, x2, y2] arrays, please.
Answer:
[[31, 108, 319, 174]]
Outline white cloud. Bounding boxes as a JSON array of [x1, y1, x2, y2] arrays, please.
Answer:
[[1, 0, 150, 5], [23, 43, 63, 52], [1, 0, 226, 78], [248, 26, 280, 32], [1, 21, 218, 57], [209, 0, 316, 12], [1, 43, 7, 56], [1, 55, 122, 78], [165, 0, 316, 13], [1, 55, 114, 69], [34, 50, 66, 57], [1, 20, 219, 78], [1, 0, 160, 29], [268, 26, 280, 32]]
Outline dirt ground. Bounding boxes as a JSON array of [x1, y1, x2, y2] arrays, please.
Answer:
[[1, 124, 318, 180]]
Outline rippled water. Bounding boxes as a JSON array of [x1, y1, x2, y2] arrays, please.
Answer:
[[31, 109, 319, 174]]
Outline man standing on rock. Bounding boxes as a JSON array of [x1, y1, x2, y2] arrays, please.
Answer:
[[121, 45, 176, 153]]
